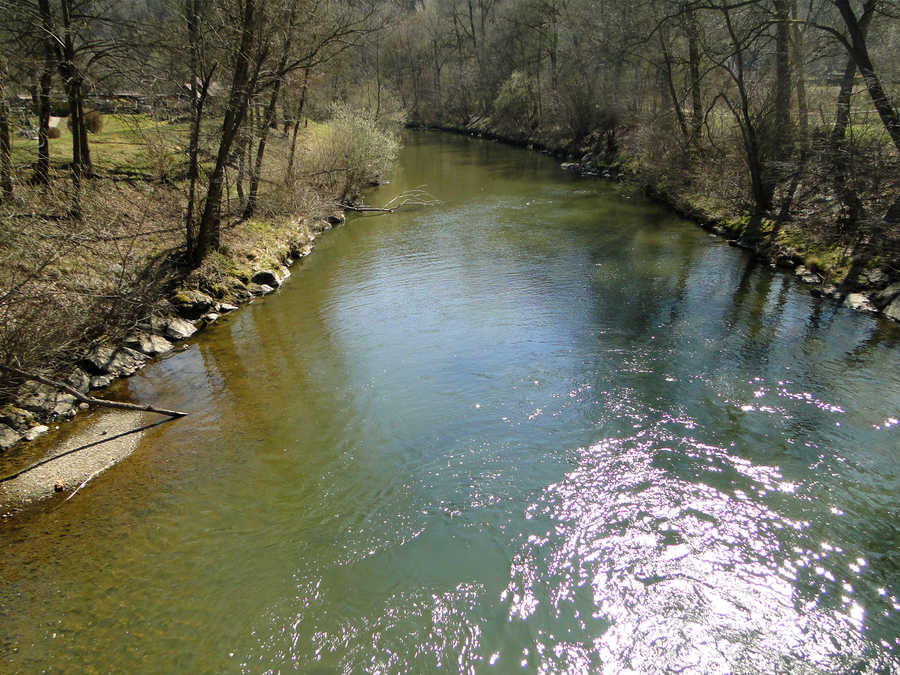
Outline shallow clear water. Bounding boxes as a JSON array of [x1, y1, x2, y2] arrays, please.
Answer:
[[1, 130, 899, 673]]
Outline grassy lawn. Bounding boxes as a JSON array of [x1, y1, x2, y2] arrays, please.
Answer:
[[10, 114, 196, 178]]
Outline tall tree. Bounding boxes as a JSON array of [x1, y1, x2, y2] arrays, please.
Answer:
[[0, 51, 12, 202], [194, 0, 258, 263], [830, 0, 900, 153], [773, 0, 792, 157]]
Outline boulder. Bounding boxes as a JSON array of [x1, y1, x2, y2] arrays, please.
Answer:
[[793, 265, 821, 285], [873, 282, 900, 308], [81, 345, 116, 374], [81, 345, 147, 376], [0, 405, 35, 432], [200, 312, 220, 324], [247, 283, 274, 296], [0, 423, 22, 451], [863, 268, 886, 286], [216, 303, 238, 313], [885, 296, 900, 322], [67, 368, 92, 394], [251, 270, 280, 287], [171, 290, 215, 320], [251, 266, 290, 288], [90, 374, 115, 390], [164, 317, 197, 341], [125, 332, 174, 356], [17, 381, 76, 418], [843, 293, 876, 313], [310, 219, 332, 233], [774, 248, 802, 268], [231, 287, 253, 303], [24, 424, 49, 441], [138, 315, 170, 335]]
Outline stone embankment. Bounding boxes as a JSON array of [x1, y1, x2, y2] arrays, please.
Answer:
[[0, 212, 345, 460]]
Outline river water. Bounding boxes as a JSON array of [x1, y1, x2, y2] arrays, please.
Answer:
[[1, 131, 899, 673]]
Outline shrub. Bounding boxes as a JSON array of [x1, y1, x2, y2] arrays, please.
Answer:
[[65, 109, 103, 134], [493, 71, 534, 137], [84, 110, 103, 134], [307, 103, 399, 202]]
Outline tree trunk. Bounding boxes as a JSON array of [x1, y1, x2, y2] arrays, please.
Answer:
[[194, 0, 257, 265], [834, 0, 900, 154], [773, 0, 792, 158], [184, 0, 207, 258], [831, 55, 858, 144], [830, 1, 873, 145], [245, 58, 289, 218], [285, 66, 309, 182], [0, 55, 13, 202], [685, 4, 703, 141], [36, 0, 55, 187], [57, 0, 89, 216], [790, 0, 807, 148], [659, 32, 688, 139], [721, 7, 773, 214]]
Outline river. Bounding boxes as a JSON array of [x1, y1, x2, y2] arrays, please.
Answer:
[[1, 130, 899, 673]]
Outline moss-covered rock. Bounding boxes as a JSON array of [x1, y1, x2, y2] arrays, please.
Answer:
[[171, 289, 215, 320]]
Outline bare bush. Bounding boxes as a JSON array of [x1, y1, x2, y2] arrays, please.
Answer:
[[0, 181, 183, 401], [307, 103, 399, 202]]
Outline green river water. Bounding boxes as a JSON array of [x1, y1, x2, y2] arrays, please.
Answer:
[[1, 130, 899, 673]]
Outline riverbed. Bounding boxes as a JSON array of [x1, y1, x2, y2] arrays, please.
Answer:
[[1, 130, 898, 673]]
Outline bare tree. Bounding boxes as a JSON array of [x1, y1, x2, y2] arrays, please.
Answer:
[[0, 51, 13, 202]]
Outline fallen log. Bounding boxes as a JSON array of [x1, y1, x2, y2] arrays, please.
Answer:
[[1, 364, 189, 418]]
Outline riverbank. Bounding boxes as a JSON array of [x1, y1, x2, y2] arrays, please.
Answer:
[[413, 121, 900, 323], [0, 207, 345, 505], [1, 106, 400, 471]]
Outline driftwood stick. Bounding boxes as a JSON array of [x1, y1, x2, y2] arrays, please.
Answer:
[[62, 467, 104, 503], [339, 187, 441, 215], [1, 365, 189, 418]]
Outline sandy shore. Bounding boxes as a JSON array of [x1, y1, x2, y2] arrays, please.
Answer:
[[0, 409, 147, 512]]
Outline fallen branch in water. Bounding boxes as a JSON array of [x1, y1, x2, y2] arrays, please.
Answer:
[[0, 364, 189, 418], [62, 467, 104, 503], [340, 187, 441, 214]]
